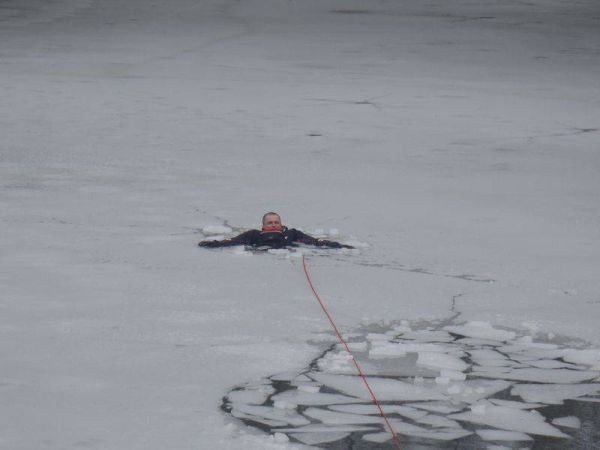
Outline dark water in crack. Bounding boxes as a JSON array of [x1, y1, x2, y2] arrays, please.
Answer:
[[222, 320, 600, 449]]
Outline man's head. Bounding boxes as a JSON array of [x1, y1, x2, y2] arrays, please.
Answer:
[[262, 212, 283, 232]]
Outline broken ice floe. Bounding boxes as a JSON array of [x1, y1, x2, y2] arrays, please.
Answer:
[[223, 320, 600, 448]]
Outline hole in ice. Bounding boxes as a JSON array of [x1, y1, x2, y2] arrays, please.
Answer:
[[222, 320, 600, 448]]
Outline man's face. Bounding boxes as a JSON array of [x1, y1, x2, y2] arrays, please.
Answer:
[[262, 214, 283, 231]]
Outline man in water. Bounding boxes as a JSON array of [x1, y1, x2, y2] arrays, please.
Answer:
[[198, 212, 353, 249]]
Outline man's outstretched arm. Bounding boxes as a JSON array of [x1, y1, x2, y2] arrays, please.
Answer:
[[291, 229, 354, 249], [198, 230, 258, 248]]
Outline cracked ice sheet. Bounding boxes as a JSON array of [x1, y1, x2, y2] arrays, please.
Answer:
[[552, 416, 581, 429], [416, 352, 469, 372], [289, 432, 350, 445], [476, 429, 533, 441], [363, 419, 471, 442], [231, 405, 310, 427], [449, 404, 569, 438], [328, 404, 428, 420], [276, 425, 379, 433], [563, 349, 600, 368], [308, 372, 446, 401], [436, 379, 512, 404], [511, 383, 600, 404], [404, 401, 464, 414], [397, 330, 455, 343], [444, 322, 516, 342], [471, 367, 599, 383], [227, 389, 270, 405], [303, 407, 384, 425], [270, 389, 366, 406], [369, 342, 452, 358], [488, 399, 544, 409]]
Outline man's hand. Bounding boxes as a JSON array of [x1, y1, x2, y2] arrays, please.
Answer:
[[316, 240, 354, 249], [198, 240, 222, 248]]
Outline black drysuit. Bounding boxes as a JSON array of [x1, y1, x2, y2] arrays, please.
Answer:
[[199, 227, 350, 249]]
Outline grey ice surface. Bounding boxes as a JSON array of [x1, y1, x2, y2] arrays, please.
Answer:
[[2, 0, 600, 449]]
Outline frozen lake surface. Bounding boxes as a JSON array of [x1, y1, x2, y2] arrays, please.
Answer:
[[1, 0, 599, 449]]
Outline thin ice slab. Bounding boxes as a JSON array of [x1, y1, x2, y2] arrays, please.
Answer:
[[472, 367, 599, 384], [328, 404, 428, 420], [476, 429, 533, 441], [552, 416, 581, 429], [270, 389, 365, 406], [444, 322, 516, 342], [309, 372, 447, 401], [303, 407, 384, 425], [290, 431, 350, 445], [511, 383, 600, 404], [449, 404, 569, 438], [231, 404, 310, 426]]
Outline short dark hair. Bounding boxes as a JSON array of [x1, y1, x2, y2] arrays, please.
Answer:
[[262, 212, 280, 225]]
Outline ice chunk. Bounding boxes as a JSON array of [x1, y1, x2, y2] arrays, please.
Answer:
[[512, 383, 600, 404], [304, 407, 384, 425], [202, 225, 232, 235], [290, 431, 350, 445], [231, 410, 289, 428], [552, 416, 581, 429], [270, 371, 303, 382], [227, 388, 269, 405], [328, 404, 428, 420], [362, 424, 473, 444], [445, 322, 516, 342], [296, 384, 320, 393], [473, 367, 599, 384], [476, 429, 532, 441], [440, 369, 467, 381], [417, 352, 469, 372], [498, 344, 567, 360], [398, 330, 455, 343], [276, 424, 379, 433], [525, 359, 584, 369], [563, 349, 600, 368], [366, 333, 391, 341], [449, 404, 569, 438], [273, 432, 288, 443], [489, 399, 543, 409], [231, 404, 310, 426], [388, 418, 472, 440], [270, 389, 364, 406], [370, 342, 450, 358], [416, 414, 462, 428], [440, 379, 511, 404], [309, 372, 447, 401], [405, 401, 463, 414], [455, 337, 504, 347], [346, 342, 368, 352], [473, 359, 514, 368]]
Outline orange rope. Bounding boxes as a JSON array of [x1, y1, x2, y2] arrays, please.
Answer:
[[301, 254, 402, 449]]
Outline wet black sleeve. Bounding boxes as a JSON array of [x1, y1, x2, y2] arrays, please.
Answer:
[[198, 230, 259, 247], [288, 229, 353, 249], [288, 229, 320, 245]]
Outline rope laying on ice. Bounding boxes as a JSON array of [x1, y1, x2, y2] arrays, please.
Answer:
[[301, 254, 402, 450]]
